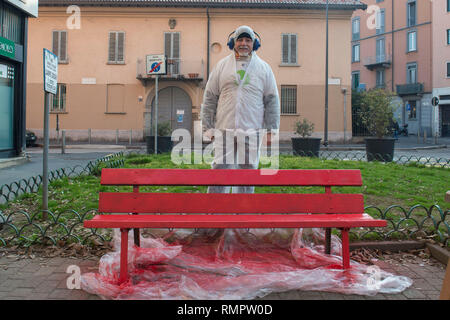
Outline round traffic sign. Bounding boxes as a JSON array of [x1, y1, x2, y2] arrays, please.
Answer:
[[151, 62, 161, 73], [432, 97, 439, 106]]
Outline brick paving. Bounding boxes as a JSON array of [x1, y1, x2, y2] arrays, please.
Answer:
[[0, 252, 446, 300]]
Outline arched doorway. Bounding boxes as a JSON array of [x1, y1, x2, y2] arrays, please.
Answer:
[[145, 86, 192, 136]]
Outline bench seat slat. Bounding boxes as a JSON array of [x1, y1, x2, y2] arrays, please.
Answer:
[[100, 169, 362, 186], [84, 214, 387, 229], [99, 193, 364, 214]]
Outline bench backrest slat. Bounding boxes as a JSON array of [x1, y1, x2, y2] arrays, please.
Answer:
[[100, 169, 362, 186], [99, 193, 364, 214]]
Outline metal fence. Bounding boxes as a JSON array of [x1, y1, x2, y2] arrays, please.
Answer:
[[0, 152, 125, 204], [0, 204, 448, 247], [290, 150, 450, 168]]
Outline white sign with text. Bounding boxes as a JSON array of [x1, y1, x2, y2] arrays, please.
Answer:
[[43, 49, 58, 95]]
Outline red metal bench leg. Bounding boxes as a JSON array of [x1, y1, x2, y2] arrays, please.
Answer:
[[341, 228, 350, 269], [119, 228, 129, 283]]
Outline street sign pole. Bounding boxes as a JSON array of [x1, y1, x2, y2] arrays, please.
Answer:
[[146, 54, 167, 154], [42, 48, 58, 218], [154, 75, 158, 154], [43, 92, 50, 218]]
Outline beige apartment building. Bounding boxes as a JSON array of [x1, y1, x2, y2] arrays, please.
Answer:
[[351, 0, 450, 137], [26, 0, 365, 143]]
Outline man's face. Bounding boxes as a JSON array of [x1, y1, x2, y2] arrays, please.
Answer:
[[235, 36, 253, 56]]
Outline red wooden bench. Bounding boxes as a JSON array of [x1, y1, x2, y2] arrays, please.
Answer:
[[84, 168, 386, 283]]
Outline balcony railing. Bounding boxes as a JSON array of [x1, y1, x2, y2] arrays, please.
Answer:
[[136, 58, 204, 82], [396, 83, 424, 96], [363, 54, 392, 70]]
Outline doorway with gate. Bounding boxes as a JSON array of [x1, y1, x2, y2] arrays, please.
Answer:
[[145, 86, 192, 137], [441, 105, 450, 137]]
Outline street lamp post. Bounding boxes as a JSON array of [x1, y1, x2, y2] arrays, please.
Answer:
[[324, 0, 329, 147], [324, 0, 331, 255]]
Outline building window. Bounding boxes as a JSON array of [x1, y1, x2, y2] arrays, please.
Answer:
[[352, 18, 360, 40], [407, 100, 417, 120], [447, 29, 450, 45], [108, 31, 125, 64], [280, 85, 297, 114], [50, 84, 66, 112], [407, 63, 417, 84], [407, 31, 417, 52], [52, 31, 68, 63], [376, 38, 385, 62], [448, 0, 450, 12], [407, 1, 416, 27], [376, 9, 385, 34], [352, 71, 360, 90], [447, 62, 450, 78], [165, 32, 180, 75], [352, 44, 360, 63], [376, 70, 385, 88], [281, 34, 297, 65], [1, 3, 24, 44]]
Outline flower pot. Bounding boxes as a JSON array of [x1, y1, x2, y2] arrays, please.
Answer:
[[291, 137, 321, 157], [365, 137, 395, 162], [188, 73, 199, 79], [146, 136, 173, 154]]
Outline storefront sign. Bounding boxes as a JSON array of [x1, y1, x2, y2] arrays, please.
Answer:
[[5, 0, 38, 17], [0, 37, 15, 59]]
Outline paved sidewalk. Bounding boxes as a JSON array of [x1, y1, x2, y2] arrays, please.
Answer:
[[0, 250, 445, 300]]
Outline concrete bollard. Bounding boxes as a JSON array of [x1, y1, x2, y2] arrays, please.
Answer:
[[62, 130, 66, 154], [446, 191, 450, 203], [116, 129, 119, 145], [88, 128, 91, 144], [424, 130, 427, 143], [129, 129, 132, 145]]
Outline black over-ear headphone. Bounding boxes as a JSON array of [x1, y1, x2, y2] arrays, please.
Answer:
[[227, 30, 261, 51]]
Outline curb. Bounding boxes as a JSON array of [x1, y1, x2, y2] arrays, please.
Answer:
[[349, 240, 450, 266], [0, 156, 29, 169], [426, 243, 450, 265], [350, 240, 425, 252]]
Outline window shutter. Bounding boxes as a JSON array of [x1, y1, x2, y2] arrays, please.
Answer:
[[117, 32, 124, 62], [60, 31, 67, 61], [172, 33, 180, 59], [282, 34, 289, 63], [108, 32, 116, 62], [290, 34, 297, 64], [164, 33, 171, 57], [52, 31, 59, 58]]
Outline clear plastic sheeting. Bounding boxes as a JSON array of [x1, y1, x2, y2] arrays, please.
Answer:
[[81, 228, 413, 300]]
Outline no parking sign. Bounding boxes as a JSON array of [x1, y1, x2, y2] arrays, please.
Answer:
[[146, 54, 167, 75]]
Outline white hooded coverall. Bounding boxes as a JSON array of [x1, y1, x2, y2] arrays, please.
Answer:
[[201, 52, 280, 193]]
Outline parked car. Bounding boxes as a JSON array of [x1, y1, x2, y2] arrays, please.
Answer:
[[26, 130, 37, 147]]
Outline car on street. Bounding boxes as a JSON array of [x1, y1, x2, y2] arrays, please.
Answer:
[[26, 130, 37, 147]]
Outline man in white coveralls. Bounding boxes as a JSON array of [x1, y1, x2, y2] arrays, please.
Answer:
[[201, 25, 280, 194]]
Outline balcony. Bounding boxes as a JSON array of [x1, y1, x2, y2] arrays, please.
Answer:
[[136, 58, 204, 85], [396, 83, 424, 96], [364, 54, 392, 71]]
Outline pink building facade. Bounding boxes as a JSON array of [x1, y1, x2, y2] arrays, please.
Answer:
[[26, 0, 366, 143], [432, 0, 450, 137], [351, 0, 450, 137]]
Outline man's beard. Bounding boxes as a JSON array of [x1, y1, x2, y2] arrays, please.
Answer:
[[236, 47, 251, 57]]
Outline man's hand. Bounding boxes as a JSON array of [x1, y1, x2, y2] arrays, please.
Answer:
[[266, 132, 272, 147]]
